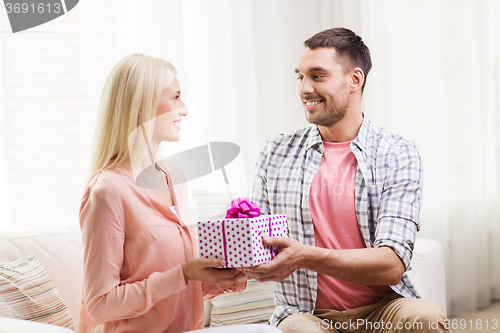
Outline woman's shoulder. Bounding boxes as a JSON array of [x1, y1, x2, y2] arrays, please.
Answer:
[[86, 167, 135, 201], [80, 167, 139, 217]]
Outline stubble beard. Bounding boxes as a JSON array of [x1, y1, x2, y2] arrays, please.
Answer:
[[305, 96, 349, 127]]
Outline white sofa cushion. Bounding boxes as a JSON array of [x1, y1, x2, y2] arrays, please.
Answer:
[[185, 323, 282, 332], [0, 317, 74, 333], [0, 223, 83, 330]]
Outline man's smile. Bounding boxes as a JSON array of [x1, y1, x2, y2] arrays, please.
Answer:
[[303, 99, 324, 111]]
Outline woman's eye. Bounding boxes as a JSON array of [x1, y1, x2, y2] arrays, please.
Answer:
[[297, 77, 303, 81]]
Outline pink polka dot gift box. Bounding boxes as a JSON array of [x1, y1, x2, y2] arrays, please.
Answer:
[[197, 197, 288, 268]]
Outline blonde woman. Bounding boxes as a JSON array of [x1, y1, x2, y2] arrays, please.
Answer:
[[79, 54, 245, 333]]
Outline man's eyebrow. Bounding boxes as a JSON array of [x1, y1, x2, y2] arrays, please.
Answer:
[[294, 67, 329, 74], [309, 67, 328, 72]]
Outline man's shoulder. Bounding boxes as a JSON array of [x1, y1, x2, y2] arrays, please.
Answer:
[[367, 121, 418, 157], [261, 124, 316, 152]]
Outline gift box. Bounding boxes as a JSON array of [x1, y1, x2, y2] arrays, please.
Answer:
[[197, 198, 288, 268]]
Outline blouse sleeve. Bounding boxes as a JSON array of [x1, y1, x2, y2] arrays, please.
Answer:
[[80, 189, 188, 324]]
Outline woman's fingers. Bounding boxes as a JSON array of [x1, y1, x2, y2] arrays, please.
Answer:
[[205, 268, 246, 285], [233, 272, 250, 286], [202, 258, 226, 268], [213, 277, 239, 285], [207, 268, 239, 278]]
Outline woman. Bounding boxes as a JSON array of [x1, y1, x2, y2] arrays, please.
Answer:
[[79, 54, 244, 333]]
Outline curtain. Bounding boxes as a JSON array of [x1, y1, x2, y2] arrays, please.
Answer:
[[117, 0, 361, 195], [117, 0, 500, 316], [360, 0, 500, 315]]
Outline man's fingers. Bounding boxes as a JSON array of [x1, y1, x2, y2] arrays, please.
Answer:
[[240, 268, 268, 279], [241, 264, 290, 282], [251, 273, 280, 283], [262, 236, 290, 247], [242, 260, 274, 274]]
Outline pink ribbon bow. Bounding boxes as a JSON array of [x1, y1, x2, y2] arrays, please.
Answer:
[[225, 197, 260, 218]]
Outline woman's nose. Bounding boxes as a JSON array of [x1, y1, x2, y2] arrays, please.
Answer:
[[179, 105, 189, 116]]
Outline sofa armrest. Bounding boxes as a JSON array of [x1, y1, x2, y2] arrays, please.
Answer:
[[407, 238, 447, 316]]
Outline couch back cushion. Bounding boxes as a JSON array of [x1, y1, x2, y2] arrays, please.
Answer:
[[0, 223, 83, 330]]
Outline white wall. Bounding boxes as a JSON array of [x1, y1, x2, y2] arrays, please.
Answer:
[[0, 9, 7, 229], [0, 0, 118, 228]]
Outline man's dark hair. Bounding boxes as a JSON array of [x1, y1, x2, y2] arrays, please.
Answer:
[[304, 28, 372, 91]]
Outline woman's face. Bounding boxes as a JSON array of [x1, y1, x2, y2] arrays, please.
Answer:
[[154, 76, 188, 142]]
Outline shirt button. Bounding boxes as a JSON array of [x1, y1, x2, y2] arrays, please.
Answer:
[[306, 230, 312, 234]]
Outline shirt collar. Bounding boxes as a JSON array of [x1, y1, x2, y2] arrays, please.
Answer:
[[305, 113, 372, 153], [305, 124, 324, 153], [351, 113, 371, 152]]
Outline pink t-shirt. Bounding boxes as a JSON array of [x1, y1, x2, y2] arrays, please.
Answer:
[[309, 141, 392, 311]]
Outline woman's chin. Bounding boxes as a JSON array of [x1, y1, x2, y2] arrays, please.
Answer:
[[167, 136, 181, 142], [159, 133, 181, 142]]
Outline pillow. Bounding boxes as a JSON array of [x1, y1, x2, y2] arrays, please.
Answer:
[[209, 279, 275, 326], [0, 255, 74, 329], [191, 188, 229, 221]]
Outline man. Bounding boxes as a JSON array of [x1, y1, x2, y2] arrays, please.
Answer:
[[240, 28, 449, 332]]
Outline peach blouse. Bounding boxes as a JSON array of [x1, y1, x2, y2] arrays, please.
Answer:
[[78, 167, 205, 333]]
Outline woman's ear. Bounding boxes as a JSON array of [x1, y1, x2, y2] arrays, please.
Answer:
[[350, 67, 364, 93]]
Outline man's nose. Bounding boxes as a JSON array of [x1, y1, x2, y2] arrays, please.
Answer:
[[299, 78, 314, 96]]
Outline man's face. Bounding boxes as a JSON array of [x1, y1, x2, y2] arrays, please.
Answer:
[[295, 47, 351, 127]]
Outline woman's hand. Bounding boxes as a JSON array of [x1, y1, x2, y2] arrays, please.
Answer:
[[182, 258, 242, 285]]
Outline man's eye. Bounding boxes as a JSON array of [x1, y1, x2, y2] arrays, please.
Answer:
[[314, 75, 324, 79]]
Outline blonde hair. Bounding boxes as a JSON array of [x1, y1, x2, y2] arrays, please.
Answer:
[[86, 54, 177, 187]]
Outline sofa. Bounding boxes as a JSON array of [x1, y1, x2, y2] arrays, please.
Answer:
[[0, 222, 447, 332]]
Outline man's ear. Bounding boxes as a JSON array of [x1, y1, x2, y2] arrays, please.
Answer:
[[350, 67, 364, 93]]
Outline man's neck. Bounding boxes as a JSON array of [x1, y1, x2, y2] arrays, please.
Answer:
[[317, 110, 364, 143]]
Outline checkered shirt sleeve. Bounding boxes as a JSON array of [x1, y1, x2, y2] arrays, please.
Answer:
[[374, 140, 422, 270]]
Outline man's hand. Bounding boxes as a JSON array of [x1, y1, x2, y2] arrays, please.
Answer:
[[238, 236, 306, 282]]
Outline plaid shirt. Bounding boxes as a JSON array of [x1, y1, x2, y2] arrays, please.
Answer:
[[250, 115, 423, 326]]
